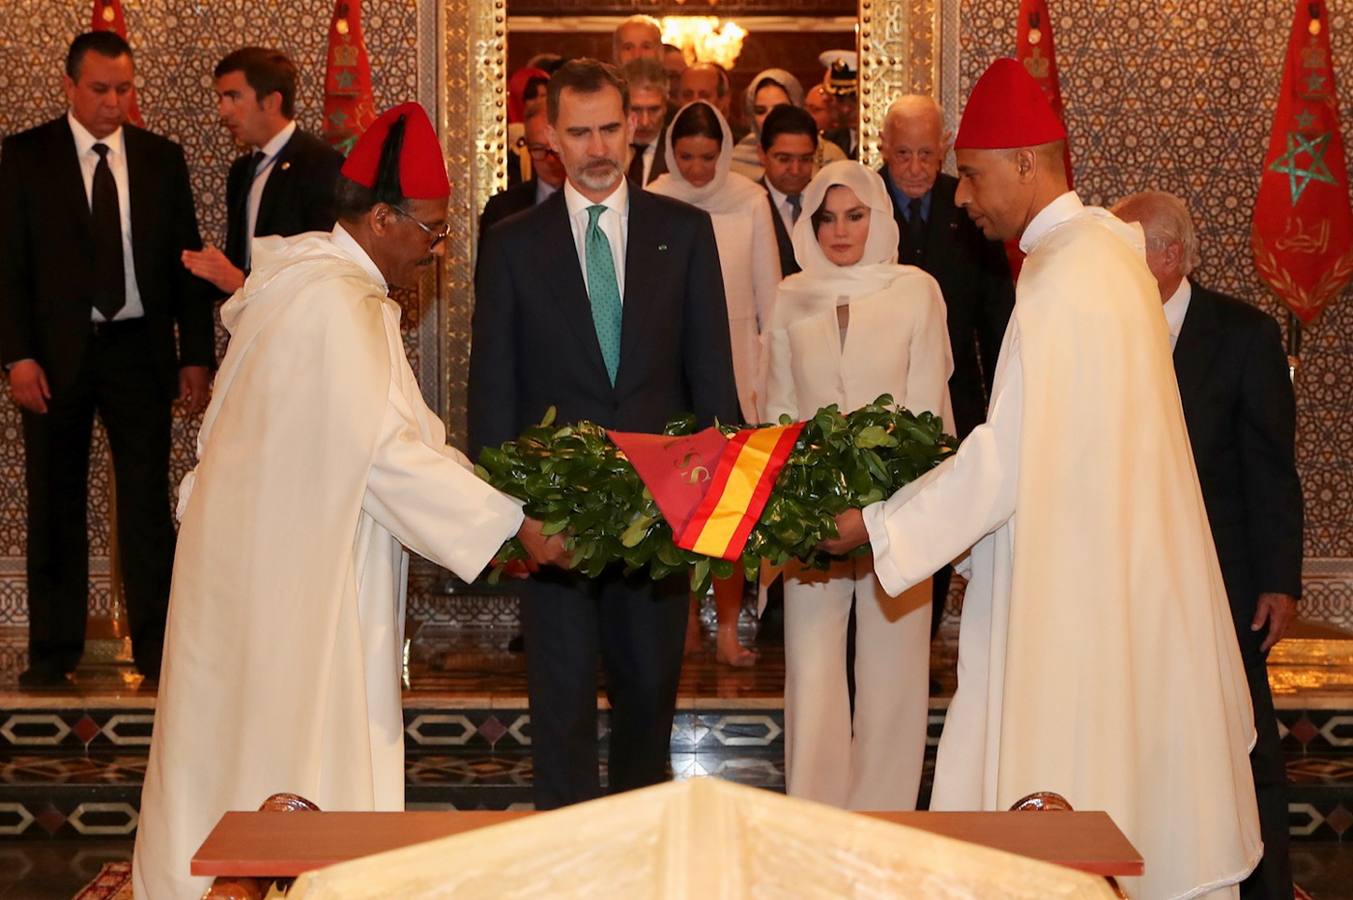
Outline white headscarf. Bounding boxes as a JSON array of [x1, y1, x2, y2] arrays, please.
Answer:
[[649, 100, 766, 214], [743, 69, 805, 127], [781, 160, 904, 306]]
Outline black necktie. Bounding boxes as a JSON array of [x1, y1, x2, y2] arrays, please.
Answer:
[[627, 144, 647, 185], [91, 143, 125, 320], [787, 193, 802, 224], [227, 151, 266, 268], [903, 197, 927, 266]]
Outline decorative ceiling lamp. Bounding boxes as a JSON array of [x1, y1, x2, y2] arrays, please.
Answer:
[[660, 16, 748, 70]]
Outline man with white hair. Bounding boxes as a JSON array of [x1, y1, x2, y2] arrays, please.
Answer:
[[612, 15, 663, 66], [878, 94, 1013, 647], [620, 58, 670, 187], [1114, 189, 1301, 900]]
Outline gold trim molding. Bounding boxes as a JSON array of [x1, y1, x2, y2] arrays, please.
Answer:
[[858, 0, 941, 169], [438, 0, 508, 443]]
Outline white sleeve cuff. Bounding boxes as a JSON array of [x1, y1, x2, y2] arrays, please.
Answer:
[[863, 499, 907, 597]]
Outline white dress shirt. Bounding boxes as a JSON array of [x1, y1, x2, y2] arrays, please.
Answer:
[[765, 181, 798, 235], [243, 120, 297, 268], [68, 113, 144, 322], [564, 177, 628, 301], [639, 142, 658, 186], [534, 178, 559, 205], [1162, 277, 1193, 351]]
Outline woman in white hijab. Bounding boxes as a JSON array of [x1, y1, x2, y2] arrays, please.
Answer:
[[730, 69, 845, 181], [650, 100, 782, 667], [763, 160, 954, 810]]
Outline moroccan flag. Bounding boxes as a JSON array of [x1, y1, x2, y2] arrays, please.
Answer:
[[1004, 0, 1074, 276], [90, 0, 143, 127], [608, 424, 804, 562], [1016, 0, 1073, 187], [1252, 0, 1353, 326], [323, 0, 378, 155]]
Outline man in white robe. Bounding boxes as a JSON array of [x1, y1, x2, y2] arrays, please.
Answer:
[[823, 60, 1261, 899], [133, 103, 566, 899]]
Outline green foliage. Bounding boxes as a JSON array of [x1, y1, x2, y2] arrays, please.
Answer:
[[476, 396, 956, 595]]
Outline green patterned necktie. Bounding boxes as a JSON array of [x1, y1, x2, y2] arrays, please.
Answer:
[[585, 204, 623, 385]]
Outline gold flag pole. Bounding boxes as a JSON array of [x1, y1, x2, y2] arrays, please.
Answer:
[[78, 451, 135, 683]]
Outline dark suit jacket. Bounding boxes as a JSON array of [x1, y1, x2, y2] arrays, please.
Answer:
[[468, 184, 739, 457], [479, 177, 543, 236], [0, 116, 215, 392], [883, 170, 1014, 439], [1173, 285, 1303, 657], [224, 126, 341, 271], [758, 178, 800, 278]]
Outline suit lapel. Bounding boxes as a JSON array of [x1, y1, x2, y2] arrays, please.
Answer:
[[254, 131, 298, 237], [760, 177, 796, 274], [51, 119, 94, 245], [617, 188, 658, 385], [536, 192, 610, 383], [123, 127, 151, 291], [925, 177, 963, 263], [1172, 286, 1222, 408]]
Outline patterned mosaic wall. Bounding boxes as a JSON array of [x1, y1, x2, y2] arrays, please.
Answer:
[[0, 0, 428, 625], [959, 0, 1353, 622]]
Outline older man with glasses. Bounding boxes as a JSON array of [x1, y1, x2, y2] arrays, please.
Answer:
[[480, 99, 567, 237]]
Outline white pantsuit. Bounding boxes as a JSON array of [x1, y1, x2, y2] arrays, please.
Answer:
[[763, 161, 954, 811]]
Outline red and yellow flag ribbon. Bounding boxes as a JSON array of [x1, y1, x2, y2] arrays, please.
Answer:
[[676, 423, 804, 561]]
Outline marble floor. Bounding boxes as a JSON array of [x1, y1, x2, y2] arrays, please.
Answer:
[[2, 615, 1352, 898]]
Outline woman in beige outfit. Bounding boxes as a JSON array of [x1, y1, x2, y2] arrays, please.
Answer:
[[763, 161, 953, 809], [650, 100, 782, 666]]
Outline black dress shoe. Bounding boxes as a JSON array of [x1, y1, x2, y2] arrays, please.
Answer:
[[18, 663, 72, 688]]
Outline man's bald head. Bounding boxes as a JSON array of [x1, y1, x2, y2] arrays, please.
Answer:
[[1111, 190, 1201, 302], [680, 63, 730, 117], [880, 95, 948, 199]]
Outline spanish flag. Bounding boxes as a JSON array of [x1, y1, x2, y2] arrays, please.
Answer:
[[608, 424, 804, 562]]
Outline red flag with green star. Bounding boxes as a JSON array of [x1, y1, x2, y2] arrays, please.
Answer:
[[1252, 0, 1353, 326], [90, 0, 143, 127], [323, 0, 378, 156]]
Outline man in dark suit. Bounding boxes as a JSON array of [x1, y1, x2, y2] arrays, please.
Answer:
[[181, 47, 342, 296], [620, 58, 669, 188], [1116, 191, 1301, 900], [756, 105, 819, 278], [479, 99, 566, 236], [0, 32, 215, 687], [470, 59, 738, 809], [879, 95, 1015, 642]]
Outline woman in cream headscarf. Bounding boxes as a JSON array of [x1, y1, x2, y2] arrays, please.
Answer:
[[763, 160, 953, 809], [650, 101, 782, 667], [730, 68, 846, 182]]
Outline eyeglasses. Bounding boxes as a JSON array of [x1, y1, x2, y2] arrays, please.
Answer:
[[387, 204, 451, 248], [521, 139, 559, 162]]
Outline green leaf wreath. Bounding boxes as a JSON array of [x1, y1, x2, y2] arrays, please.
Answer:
[[475, 395, 957, 595]]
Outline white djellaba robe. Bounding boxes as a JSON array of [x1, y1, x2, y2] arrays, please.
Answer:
[[132, 225, 525, 899], [862, 193, 1261, 900]]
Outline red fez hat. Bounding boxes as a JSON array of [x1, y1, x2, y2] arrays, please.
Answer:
[[341, 102, 450, 200], [954, 58, 1066, 150]]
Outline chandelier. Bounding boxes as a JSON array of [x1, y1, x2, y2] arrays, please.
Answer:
[[660, 16, 748, 70]]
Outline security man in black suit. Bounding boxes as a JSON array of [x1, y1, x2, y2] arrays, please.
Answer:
[[756, 105, 819, 278], [470, 60, 738, 809], [0, 32, 216, 686], [878, 95, 1015, 642], [478, 98, 567, 237], [182, 47, 342, 296], [1116, 190, 1301, 900]]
